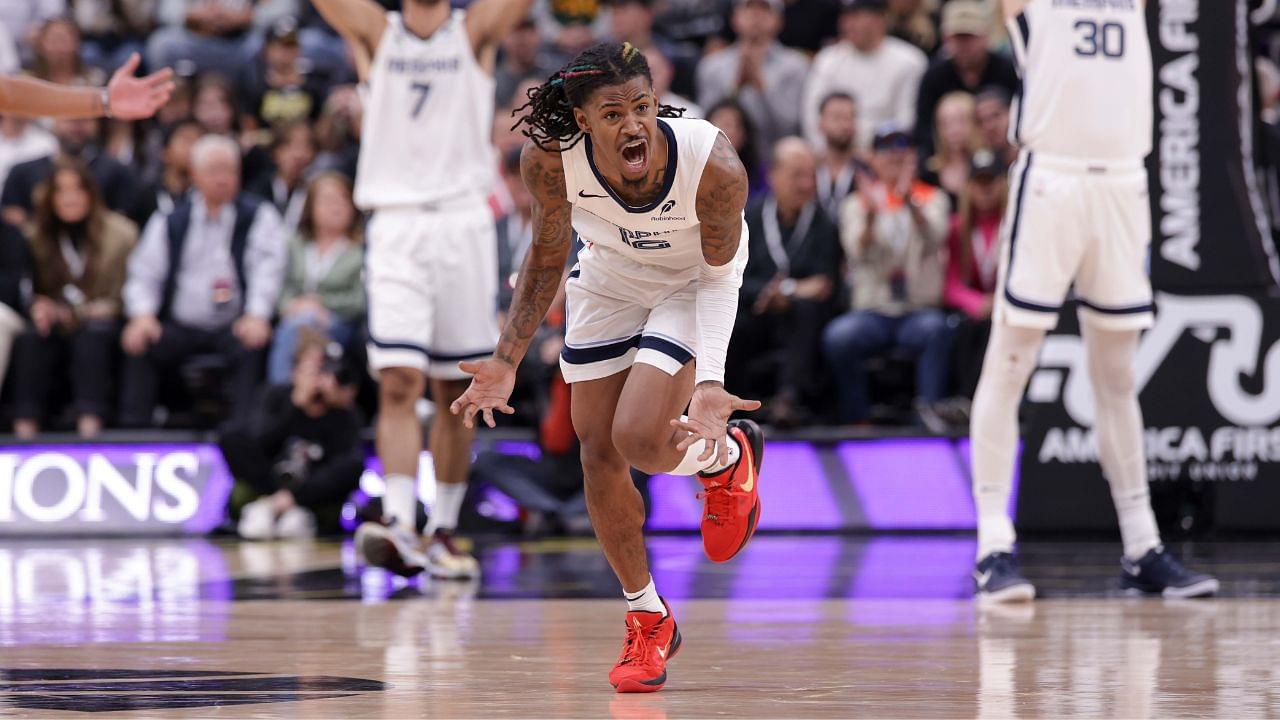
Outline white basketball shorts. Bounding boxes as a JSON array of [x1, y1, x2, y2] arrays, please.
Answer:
[[994, 151, 1155, 331], [559, 246, 699, 384], [365, 200, 499, 380]]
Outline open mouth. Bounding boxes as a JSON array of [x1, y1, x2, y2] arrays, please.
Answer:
[[620, 138, 648, 173]]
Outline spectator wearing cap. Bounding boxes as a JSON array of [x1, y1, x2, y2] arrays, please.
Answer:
[[696, 0, 810, 160], [147, 0, 296, 76], [119, 134, 287, 426], [1, 118, 140, 228], [921, 91, 980, 204], [975, 86, 1017, 169], [803, 0, 926, 153], [731, 137, 842, 426], [266, 171, 364, 385], [814, 91, 872, 220], [236, 18, 331, 134], [913, 0, 1018, 158], [10, 158, 137, 440], [495, 16, 559, 107], [823, 124, 951, 426], [604, 0, 699, 98], [944, 149, 1006, 403]]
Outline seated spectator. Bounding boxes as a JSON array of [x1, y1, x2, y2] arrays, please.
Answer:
[[814, 92, 871, 219], [146, 0, 291, 76], [10, 159, 137, 439], [310, 85, 361, 179], [921, 91, 979, 202], [221, 327, 364, 539], [236, 18, 329, 134], [696, 0, 808, 159], [645, 47, 701, 118], [0, 117, 58, 190], [913, 0, 1019, 157], [191, 73, 242, 139], [0, 3, 64, 53], [267, 171, 363, 385], [29, 17, 105, 86], [604, 0, 697, 97], [975, 86, 1017, 169], [887, 0, 938, 55], [119, 133, 286, 426], [944, 149, 1005, 403], [69, 0, 157, 74], [652, 0, 728, 51], [246, 120, 315, 233], [706, 99, 768, 198], [730, 138, 842, 426], [803, 0, 926, 151], [823, 124, 951, 426], [130, 118, 201, 227], [495, 16, 558, 107], [0, 219, 30, 393], [496, 149, 533, 312], [1, 117, 140, 226]]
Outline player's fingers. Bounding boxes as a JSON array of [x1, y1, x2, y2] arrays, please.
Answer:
[[114, 52, 141, 78], [670, 418, 699, 435], [482, 408, 496, 428], [458, 360, 481, 375], [697, 438, 716, 463], [145, 67, 175, 85], [733, 397, 763, 411], [498, 404, 515, 415], [717, 436, 730, 468], [448, 396, 466, 415], [461, 403, 479, 429], [675, 433, 698, 452]]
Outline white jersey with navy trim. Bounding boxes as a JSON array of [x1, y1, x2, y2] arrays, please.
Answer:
[[354, 10, 495, 209], [560, 116, 748, 285], [1007, 0, 1152, 161]]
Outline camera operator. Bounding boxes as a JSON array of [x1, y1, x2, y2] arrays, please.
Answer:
[[220, 326, 364, 539]]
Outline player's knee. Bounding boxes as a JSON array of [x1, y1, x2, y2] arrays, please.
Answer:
[[378, 367, 425, 408], [579, 440, 628, 481], [610, 425, 664, 472], [1089, 353, 1137, 397]]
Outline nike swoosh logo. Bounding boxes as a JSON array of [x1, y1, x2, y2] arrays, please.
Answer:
[[657, 647, 666, 658], [739, 458, 755, 493], [578, 190, 608, 199], [974, 570, 993, 587]]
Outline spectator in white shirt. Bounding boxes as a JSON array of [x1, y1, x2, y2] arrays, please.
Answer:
[[802, 0, 926, 151], [119, 133, 286, 426]]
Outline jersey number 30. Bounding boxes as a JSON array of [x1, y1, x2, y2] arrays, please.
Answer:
[[1073, 20, 1125, 59]]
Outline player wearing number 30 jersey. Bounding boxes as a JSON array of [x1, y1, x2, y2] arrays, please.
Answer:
[[969, 0, 1218, 603]]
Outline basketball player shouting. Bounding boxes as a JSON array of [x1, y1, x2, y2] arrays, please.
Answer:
[[970, 0, 1218, 601], [450, 43, 765, 692], [0, 53, 172, 119], [311, 0, 532, 578]]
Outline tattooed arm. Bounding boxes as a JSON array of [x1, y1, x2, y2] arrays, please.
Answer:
[[670, 132, 760, 467], [450, 141, 573, 428]]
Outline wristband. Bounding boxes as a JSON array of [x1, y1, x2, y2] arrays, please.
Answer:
[[100, 87, 113, 119]]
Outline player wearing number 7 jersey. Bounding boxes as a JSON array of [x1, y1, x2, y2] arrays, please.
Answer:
[[310, 0, 533, 579], [969, 0, 1218, 602]]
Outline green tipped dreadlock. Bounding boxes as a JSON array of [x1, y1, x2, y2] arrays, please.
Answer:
[[512, 41, 685, 152]]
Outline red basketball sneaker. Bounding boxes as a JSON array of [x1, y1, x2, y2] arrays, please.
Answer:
[[696, 419, 764, 563], [608, 599, 682, 693]]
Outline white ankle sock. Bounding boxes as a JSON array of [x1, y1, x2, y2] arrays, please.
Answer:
[[624, 576, 666, 615], [668, 417, 741, 475], [426, 482, 467, 536], [382, 473, 418, 532]]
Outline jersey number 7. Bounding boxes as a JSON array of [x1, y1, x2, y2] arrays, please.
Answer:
[[410, 82, 432, 118]]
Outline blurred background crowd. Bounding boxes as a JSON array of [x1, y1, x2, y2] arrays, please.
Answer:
[[3, 0, 1280, 535]]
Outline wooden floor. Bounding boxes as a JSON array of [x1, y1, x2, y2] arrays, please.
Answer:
[[0, 538, 1277, 718]]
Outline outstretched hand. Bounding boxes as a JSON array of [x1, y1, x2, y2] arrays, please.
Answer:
[[670, 382, 761, 469], [449, 357, 518, 429], [107, 53, 175, 120]]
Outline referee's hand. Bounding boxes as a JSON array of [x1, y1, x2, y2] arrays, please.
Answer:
[[450, 358, 517, 429]]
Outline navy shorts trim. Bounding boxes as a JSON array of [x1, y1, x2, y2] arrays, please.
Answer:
[[638, 335, 695, 365], [1004, 289, 1061, 314], [369, 335, 493, 362], [1077, 298, 1155, 315], [561, 334, 642, 365]]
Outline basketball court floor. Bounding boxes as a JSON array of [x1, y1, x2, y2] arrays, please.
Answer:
[[1, 535, 1277, 717]]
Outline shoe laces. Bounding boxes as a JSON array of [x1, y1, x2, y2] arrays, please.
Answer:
[[696, 481, 735, 525], [618, 617, 661, 666]]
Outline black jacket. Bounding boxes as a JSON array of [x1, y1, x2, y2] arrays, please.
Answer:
[[741, 196, 844, 309]]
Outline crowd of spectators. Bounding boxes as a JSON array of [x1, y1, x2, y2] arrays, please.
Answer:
[[0, 0, 1029, 446]]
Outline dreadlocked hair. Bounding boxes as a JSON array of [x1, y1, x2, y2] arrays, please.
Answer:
[[512, 41, 685, 152]]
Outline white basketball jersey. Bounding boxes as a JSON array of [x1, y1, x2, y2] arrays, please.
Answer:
[[354, 10, 495, 209], [561, 117, 747, 280], [1007, 0, 1152, 161]]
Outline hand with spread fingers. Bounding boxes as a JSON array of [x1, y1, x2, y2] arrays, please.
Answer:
[[106, 53, 176, 120], [670, 382, 761, 468], [450, 357, 517, 429]]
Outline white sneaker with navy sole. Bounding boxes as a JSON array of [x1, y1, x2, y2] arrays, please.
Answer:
[[1120, 546, 1219, 598], [974, 552, 1036, 603]]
